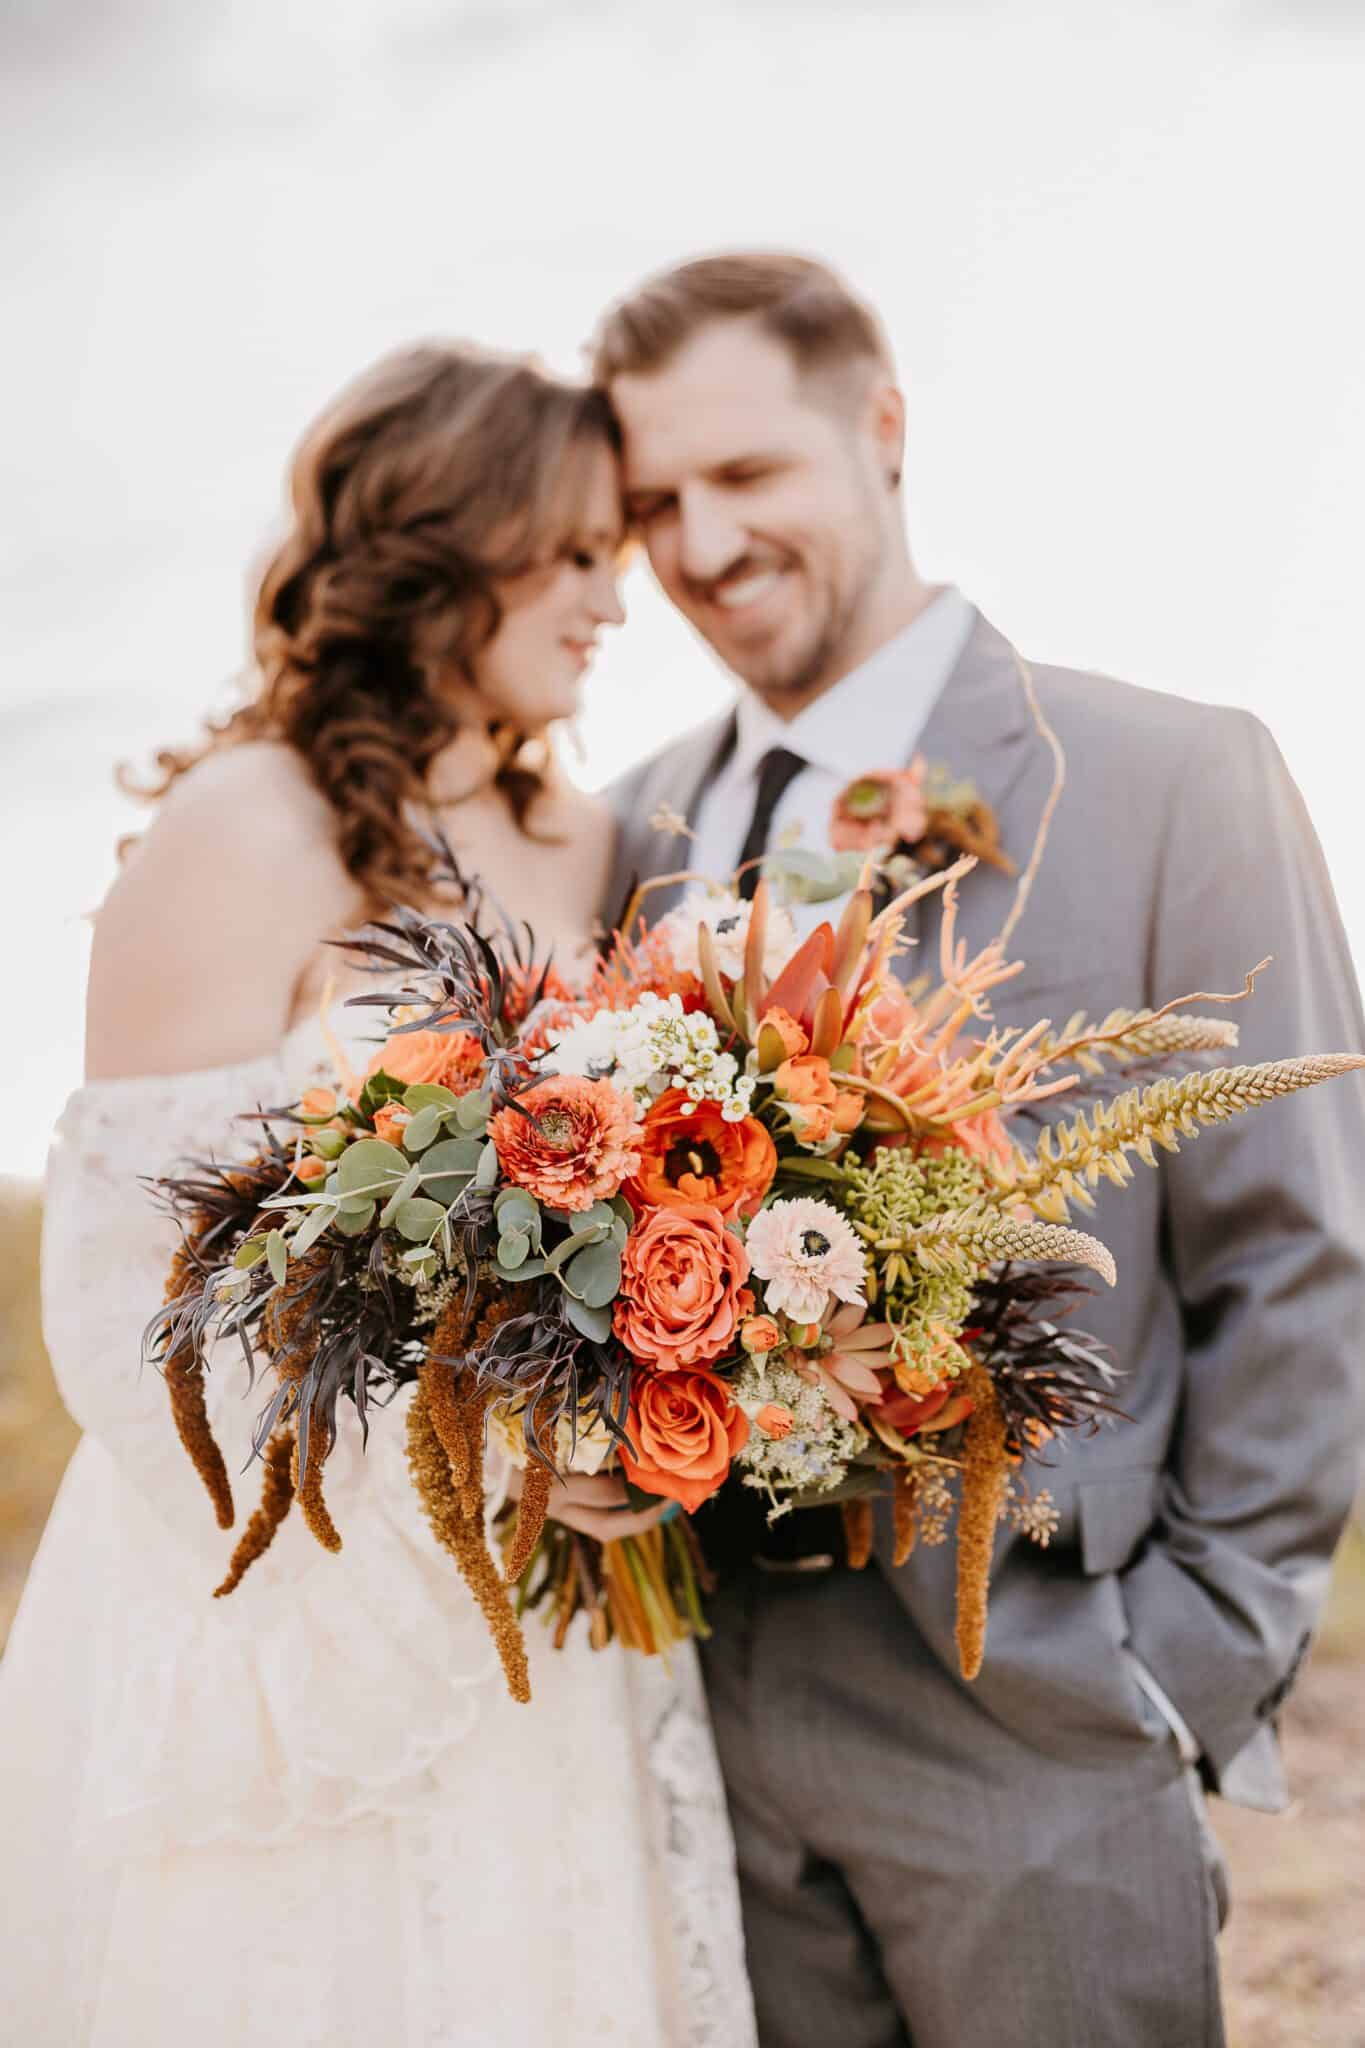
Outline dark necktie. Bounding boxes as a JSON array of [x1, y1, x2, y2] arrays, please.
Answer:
[[736, 745, 806, 900]]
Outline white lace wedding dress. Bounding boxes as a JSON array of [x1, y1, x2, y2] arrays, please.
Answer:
[[0, 1008, 756, 2048]]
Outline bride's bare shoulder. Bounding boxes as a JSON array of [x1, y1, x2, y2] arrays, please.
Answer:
[[86, 742, 361, 1079], [123, 742, 354, 899]]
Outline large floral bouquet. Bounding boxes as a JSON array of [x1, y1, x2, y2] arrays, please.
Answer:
[[147, 728, 1364, 1699]]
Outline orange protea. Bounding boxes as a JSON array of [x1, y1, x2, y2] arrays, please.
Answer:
[[489, 1075, 643, 1212], [585, 925, 709, 1016], [627, 1088, 777, 1222], [504, 962, 576, 1030]]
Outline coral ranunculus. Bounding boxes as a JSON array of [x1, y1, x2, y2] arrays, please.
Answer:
[[489, 1076, 643, 1213], [619, 1369, 749, 1512], [628, 1089, 776, 1222], [614, 1201, 752, 1371]]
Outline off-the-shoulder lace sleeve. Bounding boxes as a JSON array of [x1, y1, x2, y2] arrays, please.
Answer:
[[42, 1054, 290, 1551], [38, 1060, 510, 1850]]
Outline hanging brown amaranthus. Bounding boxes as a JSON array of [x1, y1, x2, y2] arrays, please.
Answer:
[[214, 1426, 296, 1596], [503, 1460, 554, 1586], [293, 1419, 342, 1553], [163, 1224, 235, 1530], [407, 1378, 530, 1703], [955, 1363, 1009, 1680], [892, 1465, 920, 1566], [843, 1497, 874, 1570]]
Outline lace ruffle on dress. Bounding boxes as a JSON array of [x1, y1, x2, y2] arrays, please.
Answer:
[[0, 1014, 756, 2047]]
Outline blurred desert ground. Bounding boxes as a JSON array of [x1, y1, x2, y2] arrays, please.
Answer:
[[3, 2, 1364, 2041]]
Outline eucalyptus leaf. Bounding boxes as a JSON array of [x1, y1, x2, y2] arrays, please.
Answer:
[[493, 1254, 549, 1283], [475, 1140, 500, 1190], [455, 1091, 491, 1132], [418, 1137, 484, 1204], [233, 1238, 268, 1271], [265, 1230, 288, 1286], [495, 1186, 538, 1221], [379, 1161, 423, 1227], [394, 1196, 447, 1243], [292, 1202, 338, 1257], [335, 1138, 410, 1196], [563, 1237, 621, 1308], [546, 1222, 609, 1271], [564, 1296, 613, 1343], [402, 1082, 461, 1112], [498, 1229, 529, 1270], [334, 1198, 376, 1236], [402, 1104, 445, 1154], [762, 846, 867, 905]]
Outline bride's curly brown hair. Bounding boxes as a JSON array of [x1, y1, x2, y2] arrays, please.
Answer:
[[127, 343, 619, 903]]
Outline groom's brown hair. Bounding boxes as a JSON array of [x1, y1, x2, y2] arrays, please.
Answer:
[[592, 251, 892, 386]]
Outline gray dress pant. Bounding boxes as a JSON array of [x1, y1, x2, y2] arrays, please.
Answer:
[[700, 1563, 1226, 2048]]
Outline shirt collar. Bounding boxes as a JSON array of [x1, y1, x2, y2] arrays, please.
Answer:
[[730, 584, 975, 785]]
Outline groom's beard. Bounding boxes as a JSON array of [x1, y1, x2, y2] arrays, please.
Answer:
[[736, 541, 884, 711]]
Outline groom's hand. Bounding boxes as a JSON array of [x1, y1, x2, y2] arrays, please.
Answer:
[[541, 1470, 674, 1542]]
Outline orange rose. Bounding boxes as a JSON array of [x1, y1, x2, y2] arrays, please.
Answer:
[[791, 1103, 836, 1144], [294, 1154, 328, 1183], [613, 1202, 752, 1371], [365, 1026, 484, 1095], [620, 1369, 749, 1512], [775, 1054, 839, 1108], [627, 1089, 776, 1222], [372, 1103, 411, 1148], [754, 1403, 795, 1439], [301, 1087, 338, 1119], [741, 1315, 783, 1355]]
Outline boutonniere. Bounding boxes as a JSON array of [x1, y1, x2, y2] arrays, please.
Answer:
[[829, 757, 1015, 882]]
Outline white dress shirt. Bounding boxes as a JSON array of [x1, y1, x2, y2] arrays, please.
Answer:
[[689, 585, 976, 937]]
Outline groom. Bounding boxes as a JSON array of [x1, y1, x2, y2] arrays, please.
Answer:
[[593, 253, 1365, 2046]]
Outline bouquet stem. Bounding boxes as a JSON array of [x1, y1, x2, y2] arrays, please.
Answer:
[[499, 1507, 706, 1657]]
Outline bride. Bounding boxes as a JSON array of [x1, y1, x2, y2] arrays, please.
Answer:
[[0, 344, 755, 2046]]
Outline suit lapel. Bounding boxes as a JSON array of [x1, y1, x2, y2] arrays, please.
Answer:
[[897, 609, 1042, 971]]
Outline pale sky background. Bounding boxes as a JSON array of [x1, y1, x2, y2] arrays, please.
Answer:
[[3, 0, 1363, 1177]]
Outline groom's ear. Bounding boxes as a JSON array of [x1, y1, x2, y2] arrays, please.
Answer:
[[866, 378, 907, 492]]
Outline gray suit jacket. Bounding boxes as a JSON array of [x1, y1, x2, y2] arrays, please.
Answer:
[[604, 608, 1365, 1810]]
